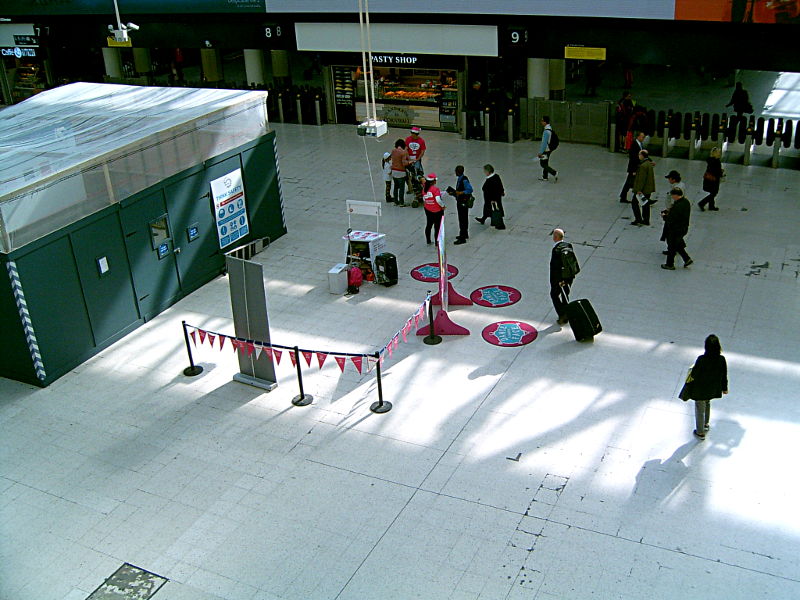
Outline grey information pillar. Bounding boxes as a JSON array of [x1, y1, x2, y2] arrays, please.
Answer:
[[226, 255, 277, 390]]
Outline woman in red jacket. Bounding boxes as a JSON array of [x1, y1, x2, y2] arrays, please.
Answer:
[[422, 173, 445, 245]]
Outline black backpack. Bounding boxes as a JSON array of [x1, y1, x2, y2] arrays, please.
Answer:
[[548, 128, 560, 151], [558, 242, 580, 280]]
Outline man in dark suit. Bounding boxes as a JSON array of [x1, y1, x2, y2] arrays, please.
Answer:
[[619, 131, 646, 203], [550, 228, 575, 324], [661, 188, 693, 270]]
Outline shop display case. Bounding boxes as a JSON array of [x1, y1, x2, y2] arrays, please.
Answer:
[[12, 65, 46, 102]]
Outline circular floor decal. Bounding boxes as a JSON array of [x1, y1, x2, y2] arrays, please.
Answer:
[[410, 263, 459, 282], [481, 321, 538, 347], [471, 285, 522, 308]]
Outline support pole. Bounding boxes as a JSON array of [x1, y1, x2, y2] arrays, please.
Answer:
[[507, 109, 514, 144], [771, 132, 781, 169], [661, 121, 669, 159], [315, 95, 322, 126], [369, 351, 392, 414], [277, 93, 284, 123], [423, 293, 442, 346], [296, 94, 303, 125], [608, 122, 616, 152], [743, 131, 753, 166], [688, 123, 697, 160], [484, 107, 491, 142], [291, 346, 313, 406], [181, 321, 204, 377]]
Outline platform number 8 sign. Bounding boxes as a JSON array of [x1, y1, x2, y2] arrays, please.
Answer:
[[265, 25, 282, 38]]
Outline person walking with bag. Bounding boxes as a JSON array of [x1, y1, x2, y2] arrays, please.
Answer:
[[475, 164, 505, 229], [447, 165, 473, 245], [421, 173, 445, 245], [681, 334, 728, 440], [699, 147, 723, 211], [537, 116, 559, 182], [549, 228, 580, 325], [630, 149, 655, 226], [619, 131, 645, 203]]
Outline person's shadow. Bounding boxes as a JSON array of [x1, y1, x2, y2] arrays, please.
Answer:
[[630, 441, 695, 507]]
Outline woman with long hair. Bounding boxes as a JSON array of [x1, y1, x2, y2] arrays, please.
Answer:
[[421, 173, 445, 245], [390, 138, 411, 206], [685, 334, 729, 439]]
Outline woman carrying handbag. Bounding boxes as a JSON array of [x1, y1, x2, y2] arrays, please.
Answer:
[[475, 164, 505, 230], [699, 147, 724, 212], [680, 334, 729, 440]]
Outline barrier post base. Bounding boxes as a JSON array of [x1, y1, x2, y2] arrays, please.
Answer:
[[418, 309, 470, 336], [292, 394, 313, 406], [234, 372, 278, 391], [423, 332, 443, 345], [370, 400, 392, 414], [183, 365, 204, 377]]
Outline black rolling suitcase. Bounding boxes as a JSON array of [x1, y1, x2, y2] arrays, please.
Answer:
[[375, 252, 398, 286], [563, 290, 602, 341]]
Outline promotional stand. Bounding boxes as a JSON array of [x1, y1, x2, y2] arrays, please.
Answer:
[[418, 216, 471, 336]]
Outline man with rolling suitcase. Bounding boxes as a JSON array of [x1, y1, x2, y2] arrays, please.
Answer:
[[549, 228, 579, 325], [550, 229, 602, 340]]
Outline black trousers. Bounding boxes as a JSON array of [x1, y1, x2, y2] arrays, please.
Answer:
[[666, 237, 691, 267], [699, 191, 717, 210], [631, 195, 651, 224], [540, 151, 557, 178], [456, 200, 469, 240], [550, 281, 571, 318], [619, 173, 635, 201], [479, 198, 503, 221], [425, 208, 443, 243]]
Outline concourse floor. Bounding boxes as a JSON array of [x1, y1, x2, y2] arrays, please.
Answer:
[[1, 123, 799, 600]]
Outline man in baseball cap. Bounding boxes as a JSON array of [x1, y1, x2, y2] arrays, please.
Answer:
[[405, 126, 427, 206]]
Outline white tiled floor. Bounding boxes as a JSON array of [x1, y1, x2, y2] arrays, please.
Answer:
[[2, 123, 800, 600]]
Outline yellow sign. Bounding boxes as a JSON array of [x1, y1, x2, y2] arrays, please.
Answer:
[[564, 46, 606, 60], [107, 36, 132, 48]]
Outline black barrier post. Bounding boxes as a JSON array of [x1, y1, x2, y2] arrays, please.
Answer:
[[315, 95, 322, 126], [369, 351, 392, 414], [291, 346, 313, 406], [423, 292, 442, 346], [181, 321, 204, 377]]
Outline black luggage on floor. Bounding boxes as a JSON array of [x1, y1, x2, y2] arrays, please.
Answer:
[[564, 293, 602, 341], [375, 252, 398, 286]]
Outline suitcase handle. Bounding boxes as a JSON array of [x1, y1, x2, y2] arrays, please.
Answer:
[[560, 284, 571, 304]]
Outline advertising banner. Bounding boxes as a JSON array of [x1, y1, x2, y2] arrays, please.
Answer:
[[675, 0, 800, 23], [211, 168, 249, 249], [436, 216, 448, 309]]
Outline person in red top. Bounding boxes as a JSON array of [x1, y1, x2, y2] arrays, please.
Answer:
[[421, 173, 445, 245], [405, 126, 427, 206]]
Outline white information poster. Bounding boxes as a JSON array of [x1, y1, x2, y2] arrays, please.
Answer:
[[210, 168, 249, 249]]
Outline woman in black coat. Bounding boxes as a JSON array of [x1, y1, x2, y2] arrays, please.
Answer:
[[475, 164, 505, 228], [687, 334, 729, 439], [699, 147, 723, 211]]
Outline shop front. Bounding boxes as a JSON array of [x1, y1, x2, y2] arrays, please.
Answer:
[[0, 24, 49, 105], [326, 53, 463, 132]]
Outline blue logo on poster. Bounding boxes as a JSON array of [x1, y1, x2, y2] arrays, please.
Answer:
[[481, 287, 511, 306], [237, 199, 244, 208], [228, 205, 235, 214], [221, 225, 228, 235], [492, 323, 526, 345], [218, 209, 225, 218], [239, 216, 246, 225]]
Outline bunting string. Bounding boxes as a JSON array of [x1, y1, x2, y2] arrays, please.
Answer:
[[184, 293, 432, 374]]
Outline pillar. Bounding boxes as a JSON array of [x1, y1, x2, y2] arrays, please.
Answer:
[[133, 47, 151, 74], [271, 49, 289, 81], [102, 47, 123, 79], [527, 58, 549, 98], [244, 49, 266, 86], [548, 59, 566, 101], [201, 48, 223, 82]]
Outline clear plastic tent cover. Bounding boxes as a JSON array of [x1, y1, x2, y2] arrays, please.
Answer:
[[0, 83, 270, 253]]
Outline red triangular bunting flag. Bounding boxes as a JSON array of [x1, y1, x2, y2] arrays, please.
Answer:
[[189, 330, 197, 345], [351, 356, 363, 374], [207, 334, 215, 347], [219, 335, 226, 350], [273, 349, 282, 364], [289, 352, 297, 367], [198, 329, 207, 344], [414, 314, 421, 328], [246, 342, 255, 356], [334, 355, 346, 372], [387, 344, 394, 358], [316, 352, 327, 368], [264, 346, 273, 361], [402, 323, 410, 342], [380, 354, 385, 366], [302, 351, 312, 366], [230, 338, 240, 353]]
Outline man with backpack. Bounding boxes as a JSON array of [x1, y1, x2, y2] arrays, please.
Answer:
[[549, 228, 580, 324], [537, 116, 559, 182]]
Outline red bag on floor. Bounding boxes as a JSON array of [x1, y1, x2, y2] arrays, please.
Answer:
[[624, 130, 633, 150], [347, 265, 363, 294]]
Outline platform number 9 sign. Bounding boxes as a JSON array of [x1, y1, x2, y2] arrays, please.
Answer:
[[509, 28, 528, 45]]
